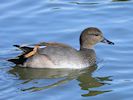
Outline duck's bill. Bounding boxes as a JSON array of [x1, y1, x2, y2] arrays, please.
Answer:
[[101, 38, 114, 45]]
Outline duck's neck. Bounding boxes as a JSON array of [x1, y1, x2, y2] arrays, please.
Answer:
[[80, 37, 94, 50], [80, 44, 93, 50]]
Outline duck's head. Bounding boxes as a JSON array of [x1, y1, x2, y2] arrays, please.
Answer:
[[80, 27, 114, 49]]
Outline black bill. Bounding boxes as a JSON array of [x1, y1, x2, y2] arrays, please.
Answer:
[[101, 38, 114, 45]]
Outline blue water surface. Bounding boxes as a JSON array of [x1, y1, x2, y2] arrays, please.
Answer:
[[0, 0, 133, 100]]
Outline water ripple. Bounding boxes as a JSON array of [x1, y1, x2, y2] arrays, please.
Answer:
[[0, 0, 133, 100]]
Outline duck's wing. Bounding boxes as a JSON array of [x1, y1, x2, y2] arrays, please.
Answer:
[[8, 42, 72, 65], [23, 42, 73, 59]]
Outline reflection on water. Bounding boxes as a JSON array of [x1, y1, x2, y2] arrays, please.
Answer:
[[78, 74, 112, 97], [8, 65, 112, 96], [112, 0, 130, 2], [70, 0, 130, 5], [0, 0, 133, 99], [70, 2, 99, 5]]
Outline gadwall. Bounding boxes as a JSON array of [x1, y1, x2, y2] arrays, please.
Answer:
[[8, 27, 114, 69]]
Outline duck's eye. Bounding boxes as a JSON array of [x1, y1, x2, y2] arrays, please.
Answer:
[[94, 34, 99, 36]]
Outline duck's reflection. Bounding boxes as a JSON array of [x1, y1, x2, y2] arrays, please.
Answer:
[[77, 68, 112, 96], [8, 65, 112, 96]]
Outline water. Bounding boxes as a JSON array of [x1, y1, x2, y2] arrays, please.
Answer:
[[0, 0, 133, 100]]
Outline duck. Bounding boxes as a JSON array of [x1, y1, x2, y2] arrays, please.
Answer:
[[8, 27, 114, 69]]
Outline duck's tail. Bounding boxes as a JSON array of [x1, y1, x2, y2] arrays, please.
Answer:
[[8, 45, 34, 65], [13, 45, 33, 53]]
